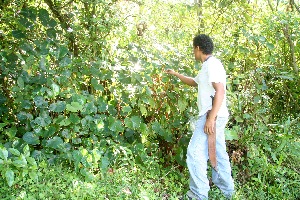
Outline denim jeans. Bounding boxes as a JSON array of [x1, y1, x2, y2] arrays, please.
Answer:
[[186, 114, 234, 199]]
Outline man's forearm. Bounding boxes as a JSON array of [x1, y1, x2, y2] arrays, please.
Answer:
[[173, 72, 197, 86]]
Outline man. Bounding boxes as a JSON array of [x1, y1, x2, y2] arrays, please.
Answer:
[[166, 34, 234, 199]]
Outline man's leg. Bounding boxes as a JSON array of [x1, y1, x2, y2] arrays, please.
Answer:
[[186, 115, 210, 199], [212, 117, 235, 198]]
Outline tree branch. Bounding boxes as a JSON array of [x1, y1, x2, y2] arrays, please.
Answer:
[[267, 0, 274, 11], [282, 24, 298, 74], [43, 0, 79, 56], [291, 0, 300, 14]]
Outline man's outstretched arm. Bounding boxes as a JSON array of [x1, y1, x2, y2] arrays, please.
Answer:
[[165, 69, 197, 87]]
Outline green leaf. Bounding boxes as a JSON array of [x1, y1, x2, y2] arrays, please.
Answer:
[[59, 118, 71, 126], [124, 118, 133, 129], [91, 78, 104, 91], [34, 96, 48, 108], [51, 83, 60, 97], [82, 102, 97, 115], [26, 157, 37, 167], [19, 17, 33, 29], [29, 171, 38, 181], [258, 36, 266, 43], [60, 57, 71, 67], [152, 121, 163, 135], [8, 148, 20, 156], [4, 127, 17, 139], [17, 77, 24, 89], [101, 156, 110, 171], [235, 116, 243, 123], [139, 104, 147, 116], [23, 132, 40, 145], [46, 28, 57, 38], [266, 42, 275, 50], [46, 136, 63, 149], [13, 155, 27, 168], [254, 96, 260, 104], [122, 106, 132, 113], [48, 19, 57, 28], [5, 170, 14, 187], [38, 9, 50, 27], [108, 116, 124, 133], [178, 98, 188, 112], [225, 128, 238, 140], [0, 148, 8, 160], [20, 7, 37, 21], [59, 46, 69, 59], [70, 113, 80, 124], [12, 30, 26, 39], [34, 116, 51, 127], [131, 116, 141, 129], [66, 102, 83, 112], [49, 101, 66, 112], [23, 145, 30, 157]]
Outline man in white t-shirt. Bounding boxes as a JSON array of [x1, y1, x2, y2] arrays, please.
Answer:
[[166, 34, 234, 199]]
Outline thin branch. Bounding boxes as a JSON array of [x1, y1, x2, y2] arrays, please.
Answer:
[[282, 24, 298, 74], [267, 0, 274, 12], [43, 0, 79, 56], [291, 0, 300, 14]]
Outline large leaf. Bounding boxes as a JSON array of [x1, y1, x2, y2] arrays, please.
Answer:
[[49, 101, 66, 112], [5, 170, 14, 187], [225, 128, 238, 140], [46, 136, 64, 150], [34, 116, 51, 127], [33, 96, 48, 108], [8, 148, 20, 156], [0, 147, 8, 160], [91, 78, 104, 91], [13, 154, 27, 168], [178, 97, 188, 112], [38, 9, 50, 27], [108, 116, 124, 133], [23, 132, 40, 145], [12, 30, 26, 39], [66, 102, 83, 112]]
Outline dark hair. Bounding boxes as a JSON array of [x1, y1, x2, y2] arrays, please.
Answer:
[[193, 34, 214, 54]]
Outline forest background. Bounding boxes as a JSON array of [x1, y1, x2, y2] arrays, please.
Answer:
[[0, 0, 299, 199]]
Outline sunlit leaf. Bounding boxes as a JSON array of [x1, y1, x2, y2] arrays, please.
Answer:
[[23, 132, 40, 145], [225, 129, 238, 140], [0, 147, 8, 160], [38, 9, 50, 27], [91, 78, 104, 91], [49, 101, 66, 112], [66, 102, 83, 112], [5, 170, 14, 187], [46, 136, 63, 149]]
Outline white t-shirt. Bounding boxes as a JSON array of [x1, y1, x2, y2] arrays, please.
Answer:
[[193, 56, 229, 117]]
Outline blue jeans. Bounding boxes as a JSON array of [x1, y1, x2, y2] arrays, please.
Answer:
[[187, 114, 234, 199]]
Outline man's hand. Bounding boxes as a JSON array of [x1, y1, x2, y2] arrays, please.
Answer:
[[204, 117, 215, 135], [165, 69, 177, 75]]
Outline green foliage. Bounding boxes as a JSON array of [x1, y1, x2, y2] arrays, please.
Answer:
[[0, 1, 299, 198], [0, 145, 38, 187]]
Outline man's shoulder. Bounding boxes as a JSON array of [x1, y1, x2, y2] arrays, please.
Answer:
[[209, 56, 223, 65]]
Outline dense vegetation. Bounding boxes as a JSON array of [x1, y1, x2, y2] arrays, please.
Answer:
[[0, 0, 299, 199]]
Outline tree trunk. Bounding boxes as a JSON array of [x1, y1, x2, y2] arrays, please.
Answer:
[[194, 0, 204, 33]]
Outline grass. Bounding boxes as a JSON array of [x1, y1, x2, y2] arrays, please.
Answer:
[[1, 160, 299, 200], [1, 137, 299, 200]]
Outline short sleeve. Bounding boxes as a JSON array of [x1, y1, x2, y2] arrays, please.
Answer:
[[193, 73, 200, 84], [207, 60, 226, 86]]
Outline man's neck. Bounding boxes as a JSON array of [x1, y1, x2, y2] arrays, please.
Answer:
[[201, 54, 212, 63]]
